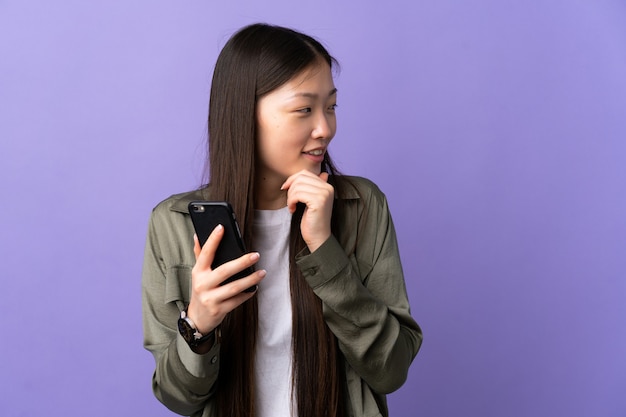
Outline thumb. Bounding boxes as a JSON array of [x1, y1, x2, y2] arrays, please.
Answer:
[[319, 172, 329, 182]]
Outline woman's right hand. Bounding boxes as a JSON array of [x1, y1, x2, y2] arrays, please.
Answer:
[[186, 224, 265, 336]]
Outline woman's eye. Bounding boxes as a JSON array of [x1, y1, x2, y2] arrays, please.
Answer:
[[298, 107, 312, 114], [328, 103, 338, 111]]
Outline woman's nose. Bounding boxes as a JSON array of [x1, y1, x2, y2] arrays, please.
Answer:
[[312, 112, 334, 140]]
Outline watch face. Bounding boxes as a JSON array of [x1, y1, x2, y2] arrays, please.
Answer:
[[178, 317, 197, 344]]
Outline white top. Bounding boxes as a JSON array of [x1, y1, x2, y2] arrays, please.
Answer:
[[252, 207, 296, 417]]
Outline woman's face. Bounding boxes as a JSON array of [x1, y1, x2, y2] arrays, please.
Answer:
[[255, 60, 337, 182]]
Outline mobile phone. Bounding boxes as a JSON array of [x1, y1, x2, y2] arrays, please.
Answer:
[[188, 201, 257, 292]]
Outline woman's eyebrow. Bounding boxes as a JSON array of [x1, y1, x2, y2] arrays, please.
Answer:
[[290, 88, 338, 99]]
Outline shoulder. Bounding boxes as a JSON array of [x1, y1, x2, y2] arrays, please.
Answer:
[[147, 188, 209, 239], [145, 190, 204, 268], [333, 176, 392, 231], [334, 175, 387, 203], [146, 189, 209, 254], [151, 188, 209, 217]]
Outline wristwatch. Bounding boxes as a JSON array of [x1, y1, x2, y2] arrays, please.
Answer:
[[177, 310, 217, 349]]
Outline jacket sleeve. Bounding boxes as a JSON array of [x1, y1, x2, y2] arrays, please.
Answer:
[[296, 182, 422, 394], [142, 205, 219, 416]]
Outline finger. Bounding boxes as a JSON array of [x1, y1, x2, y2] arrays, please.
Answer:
[[201, 269, 267, 312], [212, 252, 261, 283], [195, 224, 224, 270], [286, 181, 334, 211], [193, 250, 261, 296], [281, 169, 318, 191], [218, 289, 259, 314], [193, 234, 201, 260], [220, 269, 267, 301], [199, 288, 258, 330], [283, 171, 332, 212], [188, 269, 266, 333]]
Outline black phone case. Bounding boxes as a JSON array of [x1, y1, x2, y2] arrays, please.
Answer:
[[188, 201, 256, 292]]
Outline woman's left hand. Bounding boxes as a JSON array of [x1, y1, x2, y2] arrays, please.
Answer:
[[281, 170, 334, 252]]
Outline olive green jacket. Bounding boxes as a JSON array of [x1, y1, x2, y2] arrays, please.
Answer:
[[142, 176, 422, 417]]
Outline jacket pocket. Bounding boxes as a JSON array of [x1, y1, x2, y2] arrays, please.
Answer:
[[164, 265, 192, 304]]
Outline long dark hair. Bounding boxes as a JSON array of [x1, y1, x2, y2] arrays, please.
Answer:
[[206, 23, 347, 417]]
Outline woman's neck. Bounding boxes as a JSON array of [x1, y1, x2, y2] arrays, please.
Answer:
[[254, 175, 287, 210]]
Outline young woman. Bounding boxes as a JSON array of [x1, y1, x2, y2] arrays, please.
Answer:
[[142, 23, 422, 417]]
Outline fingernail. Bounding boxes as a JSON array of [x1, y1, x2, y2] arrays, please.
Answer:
[[215, 224, 223, 231], [250, 252, 260, 260], [258, 269, 267, 277]]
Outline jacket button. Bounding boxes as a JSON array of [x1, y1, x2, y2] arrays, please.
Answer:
[[211, 356, 218, 364]]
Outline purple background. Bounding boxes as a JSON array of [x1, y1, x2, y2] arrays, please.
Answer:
[[1, 1, 625, 416]]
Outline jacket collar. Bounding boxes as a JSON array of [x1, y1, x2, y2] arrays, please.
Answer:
[[169, 176, 360, 214], [170, 188, 210, 214]]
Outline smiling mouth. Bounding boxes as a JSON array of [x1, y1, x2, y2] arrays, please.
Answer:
[[304, 149, 325, 156]]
